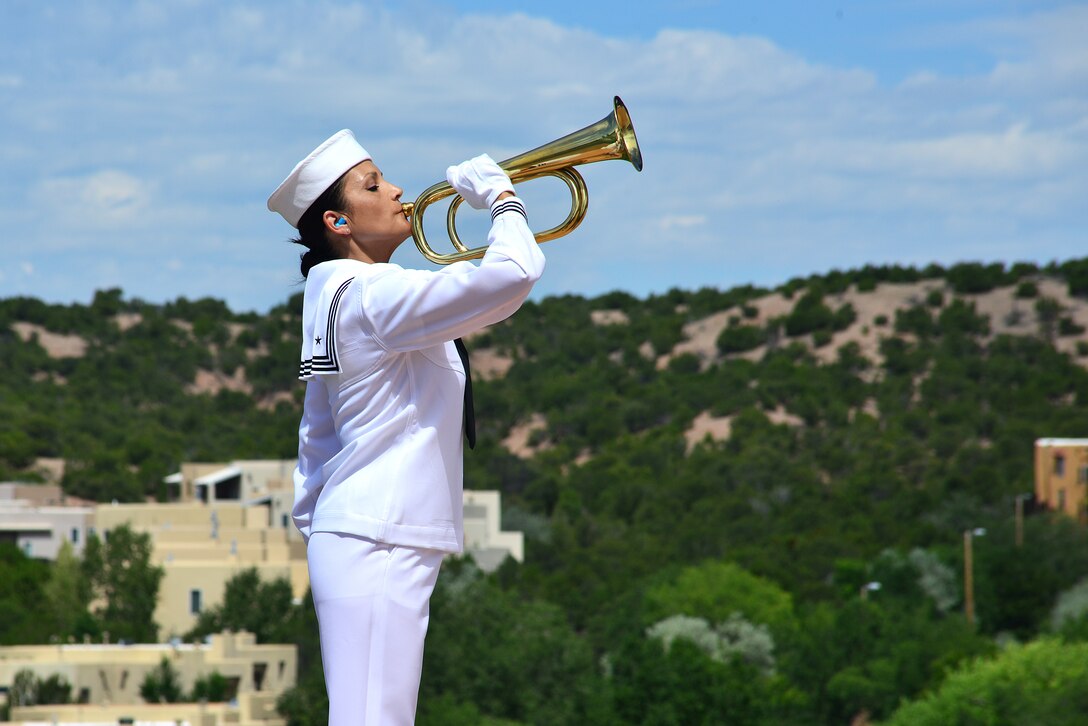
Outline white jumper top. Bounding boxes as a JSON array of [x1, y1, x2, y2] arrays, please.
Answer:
[[292, 198, 543, 552]]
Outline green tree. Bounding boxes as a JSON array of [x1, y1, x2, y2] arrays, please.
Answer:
[[882, 640, 1088, 725], [643, 560, 798, 640], [11, 669, 38, 707], [185, 568, 297, 644], [611, 634, 804, 725], [140, 656, 184, 703], [191, 670, 231, 702], [420, 560, 610, 725], [82, 524, 164, 642], [9, 669, 72, 707], [0, 544, 52, 644], [42, 539, 92, 640]]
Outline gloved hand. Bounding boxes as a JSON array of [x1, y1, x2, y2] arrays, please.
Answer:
[[445, 154, 515, 210]]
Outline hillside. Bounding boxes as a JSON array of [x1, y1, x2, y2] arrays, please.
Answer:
[[5, 257, 1088, 723]]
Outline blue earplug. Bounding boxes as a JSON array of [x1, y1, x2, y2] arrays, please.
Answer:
[[335, 217, 347, 227]]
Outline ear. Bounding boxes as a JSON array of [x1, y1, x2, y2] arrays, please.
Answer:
[[323, 211, 350, 235]]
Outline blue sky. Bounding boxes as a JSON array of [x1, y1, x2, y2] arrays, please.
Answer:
[[1, 0, 1085, 313]]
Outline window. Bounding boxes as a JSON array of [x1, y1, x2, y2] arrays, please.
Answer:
[[190, 589, 203, 615], [281, 514, 289, 528], [71, 527, 80, 544], [1058, 488, 1067, 511], [253, 662, 267, 692], [1055, 454, 1066, 476], [1079, 465, 1088, 484]]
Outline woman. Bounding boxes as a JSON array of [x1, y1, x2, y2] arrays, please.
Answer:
[[267, 129, 545, 724]]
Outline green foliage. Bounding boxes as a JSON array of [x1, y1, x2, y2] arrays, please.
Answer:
[[420, 559, 610, 725], [9, 669, 72, 706], [1035, 296, 1062, 339], [1059, 258, 1088, 298], [1015, 280, 1038, 298], [140, 656, 184, 703], [41, 540, 93, 640], [647, 613, 777, 675], [945, 261, 1009, 294], [0, 544, 53, 644], [789, 599, 992, 723], [1050, 577, 1088, 633], [643, 560, 797, 639], [782, 288, 855, 337], [184, 568, 299, 644], [882, 640, 1088, 725], [0, 289, 301, 502], [5, 263, 1088, 723], [190, 670, 231, 702], [611, 635, 806, 725], [82, 524, 164, 642], [276, 663, 328, 726], [895, 305, 936, 337], [1059, 316, 1085, 336], [717, 324, 765, 354]]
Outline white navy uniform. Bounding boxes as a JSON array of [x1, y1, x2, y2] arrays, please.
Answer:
[[295, 197, 542, 725]]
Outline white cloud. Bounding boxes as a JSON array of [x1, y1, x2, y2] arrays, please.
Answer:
[[660, 215, 707, 231], [34, 170, 152, 228], [0, 1, 1084, 310]]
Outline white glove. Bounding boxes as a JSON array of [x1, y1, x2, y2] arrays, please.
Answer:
[[445, 154, 515, 210]]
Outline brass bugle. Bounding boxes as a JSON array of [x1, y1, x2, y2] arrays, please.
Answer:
[[403, 96, 643, 265]]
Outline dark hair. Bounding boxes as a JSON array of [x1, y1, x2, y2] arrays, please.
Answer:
[[292, 174, 350, 278]]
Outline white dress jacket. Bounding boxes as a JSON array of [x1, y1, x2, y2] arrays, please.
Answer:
[[292, 198, 544, 552]]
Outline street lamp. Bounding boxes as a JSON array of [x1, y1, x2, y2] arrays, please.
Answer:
[[859, 581, 882, 600], [964, 527, 986, 626]]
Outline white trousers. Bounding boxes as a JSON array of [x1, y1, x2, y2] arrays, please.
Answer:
[[307, 531, 445, 726]]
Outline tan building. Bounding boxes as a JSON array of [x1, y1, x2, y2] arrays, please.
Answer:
[[0, 631, 295, 726], [0, 484, 94, 560], [94, 499, 308, 641], [6, 460, 523, 640], [1034, 438, 1088, 520], [164, 461, 298, 539], [463, 490, 524, 571]]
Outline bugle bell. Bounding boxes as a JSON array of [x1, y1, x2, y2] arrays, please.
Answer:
[[402, 96, 643, 265]]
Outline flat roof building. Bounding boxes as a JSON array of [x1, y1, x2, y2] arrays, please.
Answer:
[[1, 630, 295, 725], [1034, 438, 1088, 521], [0, 484, 93, 560]]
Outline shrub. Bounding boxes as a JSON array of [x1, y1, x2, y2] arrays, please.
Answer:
[[718, 325, 766, 354], [1058, 317, 1085, 337], [1015, 281, 1038, 299], [946, 262, 1008, 294]]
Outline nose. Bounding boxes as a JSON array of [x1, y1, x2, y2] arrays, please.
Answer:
[[391, 183, 403, 200]]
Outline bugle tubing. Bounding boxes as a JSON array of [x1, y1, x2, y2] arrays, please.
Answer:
[[403, 96, 643, 265]]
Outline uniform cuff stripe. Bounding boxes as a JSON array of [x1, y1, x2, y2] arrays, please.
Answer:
[[491, 198, 527, 222]]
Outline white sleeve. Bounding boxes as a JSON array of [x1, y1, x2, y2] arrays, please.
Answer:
[[363, 199, 545, 352], [292, 379, 340, 541]]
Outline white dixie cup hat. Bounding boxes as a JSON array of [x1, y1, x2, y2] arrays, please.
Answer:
[[267, 129, 371, 228]]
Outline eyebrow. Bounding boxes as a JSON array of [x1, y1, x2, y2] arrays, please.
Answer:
[[361, 171, 378, 186]]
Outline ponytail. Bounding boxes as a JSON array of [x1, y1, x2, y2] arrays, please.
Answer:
[[291, 174, 350, 278]]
